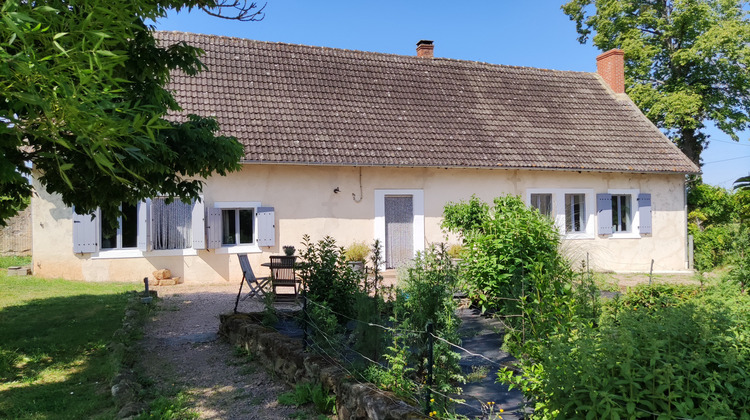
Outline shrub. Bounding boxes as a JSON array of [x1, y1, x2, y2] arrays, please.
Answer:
[[298, 235, 359, 321], [442, 195, 593, 354], [344, 241, 369, 262], [500, 283, 750, 419], [442, 195, 570, 314], [390, 244, 464, 412]]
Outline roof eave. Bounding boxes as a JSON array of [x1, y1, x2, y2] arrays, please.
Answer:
[[239, 159, 701, 175]]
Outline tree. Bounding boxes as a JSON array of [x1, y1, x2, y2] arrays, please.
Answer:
[[562, 0, 750, 166], [0, 0, 265, 226]]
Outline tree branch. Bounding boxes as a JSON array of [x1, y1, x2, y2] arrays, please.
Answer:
[[200, 1, 266, 22]]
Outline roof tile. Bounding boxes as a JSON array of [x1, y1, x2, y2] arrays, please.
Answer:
[[156, 31, 699, 174]]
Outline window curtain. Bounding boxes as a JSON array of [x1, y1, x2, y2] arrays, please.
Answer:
[[152, 198, 193, 250]]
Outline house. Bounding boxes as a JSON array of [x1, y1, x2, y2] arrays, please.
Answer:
[[30, 32, 699, 283]]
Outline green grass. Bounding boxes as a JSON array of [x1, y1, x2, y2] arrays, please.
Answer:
[[0, 273, 139, 419], [0, 255, 31, 269]]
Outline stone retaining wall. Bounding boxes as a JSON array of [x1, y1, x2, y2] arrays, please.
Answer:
[[219, 313, 424, 420], [0, 207, 31, 256]]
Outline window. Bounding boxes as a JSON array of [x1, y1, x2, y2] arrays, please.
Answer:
[[530, 193, 552, 217], [221, 208, 254, 245], [597, 191, 652, 237], [210, 202, 273, 253], [565, 194, 586, 233], [611, 195, 632, 232], [101, 203, 138, 250], [152, 198, 193, 250]]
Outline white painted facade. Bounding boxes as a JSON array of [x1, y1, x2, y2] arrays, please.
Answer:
[[31, 164, 690, 283]]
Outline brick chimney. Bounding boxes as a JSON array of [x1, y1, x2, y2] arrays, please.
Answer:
[[416, 40, 434, 58], [596, 49, 625, 94]]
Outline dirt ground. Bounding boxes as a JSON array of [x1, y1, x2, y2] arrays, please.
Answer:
[[138, 283, 318, 419], [600, 271, 704, 291]]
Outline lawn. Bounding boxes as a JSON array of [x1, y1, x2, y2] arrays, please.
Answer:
[[0, 267, 139, 419]]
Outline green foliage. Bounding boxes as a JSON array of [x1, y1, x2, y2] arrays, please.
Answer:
[[443, 195, 577, 318], [364, 333, 417, 402], [618, 283, 701, 311], [298, 235, 360, 321], [0, 255, 31, 269], [138, 392, 199, 420], [737, 174, 750, 191], [278, 383, 336, 415], [344, 241, 369, 262], [500, 283, 750, 419], [562, 0, 750, 165], [0, 0, 247, 227], [0, 275, 140, 418], [392, 245, 464, 412], [688, 182, 737, 226], [727, 226, 750, 293], [688, 182, 746, 271], [307, 302, 345, 354], [261, 291, 278, 328], [351, 292, 386, 362]]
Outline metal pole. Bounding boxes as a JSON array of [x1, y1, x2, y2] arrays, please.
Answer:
[[649, 259, 655, 285], [302, 290, 308, 351], [425, 322, 434, 416]]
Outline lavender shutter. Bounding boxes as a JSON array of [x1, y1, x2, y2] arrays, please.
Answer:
[[597, 193, 613, 235], [638, 193, 652, 234], [206, 208, 223, 249], [191, 198, 206, 250], [72, 208, 99, 253], [256, 207, 275, 247], [137, 200, 151, 251]]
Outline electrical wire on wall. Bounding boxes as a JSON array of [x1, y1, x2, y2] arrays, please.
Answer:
[[352, 167, 363, 203]]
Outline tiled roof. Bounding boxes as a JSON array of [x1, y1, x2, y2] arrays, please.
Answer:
[[157, 31, 699, 174]]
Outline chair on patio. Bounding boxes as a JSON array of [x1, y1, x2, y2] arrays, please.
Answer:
[[269, 255, 300, 302], [233, 254, 270, 313]]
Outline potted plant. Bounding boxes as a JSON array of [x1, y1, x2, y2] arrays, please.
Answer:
[[344, 241, 369, 273], [282, 245, 295, 256], [447, 243, 464, 265]]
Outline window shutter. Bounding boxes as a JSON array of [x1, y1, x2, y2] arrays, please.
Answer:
[[191, 198, 206, 250], [137, 199, 151, 251], [597, 193, 612, 235], [72, 208, 99, 253], [206, 208, 223, 249], [257, 207, 275, 247], [638, 193, 652, 234]]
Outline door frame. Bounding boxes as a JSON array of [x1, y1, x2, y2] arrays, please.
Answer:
[[374, 189, 425, 270]]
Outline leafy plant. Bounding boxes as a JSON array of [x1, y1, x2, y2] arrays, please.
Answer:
[[391, 244, 465, 412], [261, 291, 278, 327], [344, 241, 369, 262], [446, 244, 464, 260], [442, 195, 591, 354], [298, 235, 360, 321], [500, 282, 750, 419], [278, 383, 335, 415]]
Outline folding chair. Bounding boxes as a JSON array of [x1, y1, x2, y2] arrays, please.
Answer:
[[269, 255, 300, 302], [233, 254, 270, 313]]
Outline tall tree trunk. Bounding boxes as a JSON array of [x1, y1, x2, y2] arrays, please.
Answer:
[[679, 127, 702, 166]]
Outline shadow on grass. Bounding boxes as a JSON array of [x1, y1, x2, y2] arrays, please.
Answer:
[[0, 292, 135, 420]]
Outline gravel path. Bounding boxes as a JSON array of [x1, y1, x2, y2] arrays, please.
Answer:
[[139, 283, 314, 419]]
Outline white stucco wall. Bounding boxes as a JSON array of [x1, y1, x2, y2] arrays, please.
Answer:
[[31, 165, 689, 283]]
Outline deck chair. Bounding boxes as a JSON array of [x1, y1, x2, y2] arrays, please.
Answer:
[[233, 254, 270, 313], [269, 256, 299, 302]]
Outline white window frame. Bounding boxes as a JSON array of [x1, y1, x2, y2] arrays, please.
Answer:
[[93, 198, 201, 259], [526, 188, 595, 240], [374, 189, 425, 269], [607, 189, 641, 239], [213, 201, 262, 255], [99, 203, 138, 251]]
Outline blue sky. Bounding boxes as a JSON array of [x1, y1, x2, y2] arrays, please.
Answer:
[[156, 0, 750, 189]]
